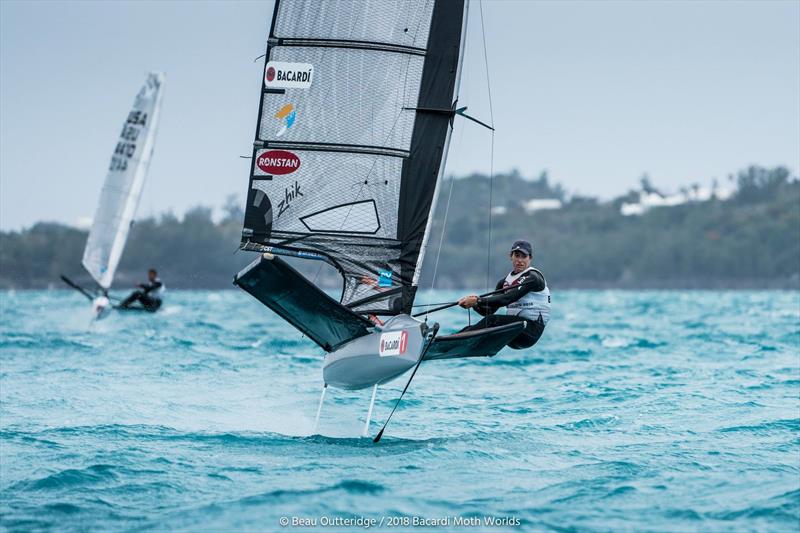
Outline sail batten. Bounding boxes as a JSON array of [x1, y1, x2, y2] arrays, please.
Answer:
[[241, 0, 466, 315], [272, 38, 427, 56], [258, 141, 410, 158]]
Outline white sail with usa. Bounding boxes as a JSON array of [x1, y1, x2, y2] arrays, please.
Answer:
[[61, 72, 165, 317]]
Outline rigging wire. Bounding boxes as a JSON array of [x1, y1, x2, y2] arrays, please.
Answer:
[[479, 0, 496, 293], [423, 174, 456, 317]]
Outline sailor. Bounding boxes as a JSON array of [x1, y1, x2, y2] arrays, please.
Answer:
[[119, 268, 164, 312], [456, 240, 550, 349]]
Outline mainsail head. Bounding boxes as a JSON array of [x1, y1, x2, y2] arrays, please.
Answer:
[[82, 72, 166, 290], [241, 0, 468, 315]]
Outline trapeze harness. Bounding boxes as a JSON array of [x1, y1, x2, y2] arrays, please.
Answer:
[[503, 267, 550, 325], [147, 279, 165, 300]]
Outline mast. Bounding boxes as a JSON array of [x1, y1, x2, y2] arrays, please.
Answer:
[[413, 2, 470, 289]]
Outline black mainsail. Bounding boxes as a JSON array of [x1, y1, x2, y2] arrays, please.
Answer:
[[240, 0, 467, 316]]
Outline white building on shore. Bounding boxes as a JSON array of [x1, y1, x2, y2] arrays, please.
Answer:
[[621, 185, 733, 216]]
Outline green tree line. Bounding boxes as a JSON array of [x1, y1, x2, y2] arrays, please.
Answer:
[[1, 166, 797, 290], [420, 166, 799, 289]]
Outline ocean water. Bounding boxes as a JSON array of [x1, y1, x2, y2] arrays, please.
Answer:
[[1, 289, 798, 532]]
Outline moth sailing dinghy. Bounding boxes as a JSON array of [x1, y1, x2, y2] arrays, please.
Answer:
[[234, 0, 520, 439], [61, 73, 165, 318]]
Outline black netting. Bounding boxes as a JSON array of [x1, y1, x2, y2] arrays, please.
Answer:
[[243, 235, 407, 315]]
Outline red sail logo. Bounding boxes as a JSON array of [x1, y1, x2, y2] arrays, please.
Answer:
[[379, 330, 409, 356], [256, 150, 300, 175]]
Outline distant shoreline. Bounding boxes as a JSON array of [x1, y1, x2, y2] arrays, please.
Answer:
[[12, 280, 800, 292], [3, 166, 797, 293]]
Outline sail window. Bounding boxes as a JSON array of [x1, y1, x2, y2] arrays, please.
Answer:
[[300, 200, 380, 234]]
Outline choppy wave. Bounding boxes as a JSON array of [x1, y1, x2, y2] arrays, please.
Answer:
[[1, 289, 798, 531]]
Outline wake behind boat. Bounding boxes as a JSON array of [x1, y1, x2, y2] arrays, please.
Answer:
[[61, 72, 166, 319], [233, 0, 521, 439]]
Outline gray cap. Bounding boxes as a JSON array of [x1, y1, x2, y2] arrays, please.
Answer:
[[510, 240, 532, 256]]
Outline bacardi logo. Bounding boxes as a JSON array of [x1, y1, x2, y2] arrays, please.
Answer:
[[264, 61, 314, 89], [379, 330, 408, 357]]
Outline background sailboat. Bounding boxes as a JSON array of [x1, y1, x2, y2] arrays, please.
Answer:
[[62, 72, 165, 317]]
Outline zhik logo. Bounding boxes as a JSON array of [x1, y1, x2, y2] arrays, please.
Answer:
[[277, 181, 303, 218]]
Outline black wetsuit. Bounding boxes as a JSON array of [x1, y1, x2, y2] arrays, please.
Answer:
[[459, 270, 547, 349], [119, 278, 163, 312]]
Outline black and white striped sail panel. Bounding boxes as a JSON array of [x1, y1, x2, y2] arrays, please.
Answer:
[[241, 0, 467, 315]]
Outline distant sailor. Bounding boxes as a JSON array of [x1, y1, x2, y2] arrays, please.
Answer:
[[119, 268, 164, 312], [456, 240, 550, 349]]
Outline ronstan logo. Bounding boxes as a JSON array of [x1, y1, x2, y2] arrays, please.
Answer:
[[256, 150, 300, 175]]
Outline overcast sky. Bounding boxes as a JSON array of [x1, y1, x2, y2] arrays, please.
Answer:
[[1, 0, 798, 230]]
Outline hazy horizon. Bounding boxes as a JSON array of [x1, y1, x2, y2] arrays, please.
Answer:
[[2, 0, 798, 230]]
